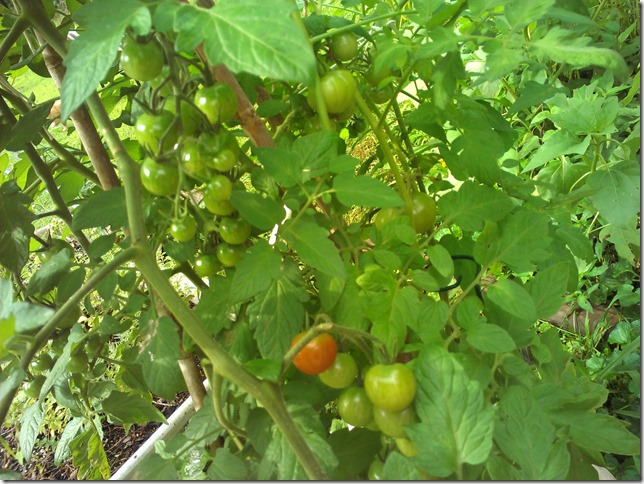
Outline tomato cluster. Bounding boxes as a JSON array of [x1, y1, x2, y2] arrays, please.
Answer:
[[120, 31, 261, 276], [289, 330, 420, 467]]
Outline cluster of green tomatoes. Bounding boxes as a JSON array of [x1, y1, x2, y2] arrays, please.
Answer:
[[290, 331, 419, 479], [120, 34, 256, 275]]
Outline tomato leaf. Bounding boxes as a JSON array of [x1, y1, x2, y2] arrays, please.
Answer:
[[381, 451, 422, 480], [230, 240, 282, 304], [466, 323, 516, 353], [208, 448, 250, 480], [0, 183, 35, 273], [61, 0, 151, 120], [494, 385, 571, 479], [409, 347, 495, 477], [101, 390, 167, 425], [137, 315, 187, 400], [328, 428, 381, 479], [229, 191, 285, 231], [527, 262, 569, 318], [175, 0, 316, 86], [4, 100, 54, 151], [72, 187, 128, 230], [587, 164, 640, 228], [19, 402, 43, 463], [69, 427, 111, 480], [333, 173, 404, 208], [486, 279, 537, 323], [283, 221, 346, 278]]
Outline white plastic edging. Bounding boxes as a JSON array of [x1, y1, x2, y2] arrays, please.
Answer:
[[109, 379, 210, 480]]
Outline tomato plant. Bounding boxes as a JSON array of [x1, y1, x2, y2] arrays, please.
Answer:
[[337, 386, 374, 427], [120, 35, 164, 81], [290, 332, 338, 375], [140, 158, 180, 196], [364, 364, 417, 412], [318, 352, 358, 389]]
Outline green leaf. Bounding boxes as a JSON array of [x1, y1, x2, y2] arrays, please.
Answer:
[[4, 101, 55, 151], [53, 417, 83, 466], [69, 427, 111, 480], [19, 403, 43, 462], [381, 451, 422, 480], [242, 358, 282, 382], [0, 185, 35, 273], [72, 187, 128, 230], [494, 385, 571, 479], [466, 323, 516, 353], [598, 223, 639, 266], [486, 279, 537, 323], [587, 167, 640, 228], [283, 221, 346, 278], [328, 427, 382, 479], [523, 131, 591, 172], [315, 270, 346, 312], [62, 0, 150, 120], [175, 1, 315, 85], [11, 301, 53, 333], [208, 448, 250, 480], [409, 0, 444, 25], [438, 181, 513, 232], [505, 0, 554, 29], [416, 297, 448, 344], [248, 261, 308, 359], [408, 347, 494, 477], [528, 263, 569, 318], [138, 316, 186, 400], [414, 27, 460, 59], [291, 130, 338, 180], [546, 90, 621, 135], [87, 233, 117, 260], [26, 250, 72, 297], [229, 190, 285, 231], [194, 276, 233, 336], [130, 454, 178, 480], [508, 81, 566, 115], [333, 173, 403, 208], [531, 27, 629, 81], [101, 390, 167, 425], [230, 240, 282, 304]]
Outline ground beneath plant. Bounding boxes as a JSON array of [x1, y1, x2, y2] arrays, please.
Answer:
[[0, 393, 189, 480]]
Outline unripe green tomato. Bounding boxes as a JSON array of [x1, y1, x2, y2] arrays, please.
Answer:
[[135, 110, 178, 154], [368, 459, 384, 480], [209, 148, 237, 172], [364, 363, 417, 412], [318, 352, 358, 389], [330, 32, 359, 62], [216, 242, 245, 267], [319, 69, 357, 114], [164, 98, 202, 137], [24, 375, 46, 399], [374, 207, 401, 230], [194, 83, 237, 125], [31, 353, 54, 373], [140, 158, 180, 196], [199, 130, 240, 157], [205, 175, 233, 202], [373, 405, 416, 438], [169, 216, 198, 242], [219, 217, 251, 245], [120, 35, 164, 81], [180, 138, 211, 181], [204, 197, 235, 216], [337, 386, 374, 427], [408, 192, 437, 234], [194, 254, 221, 278], [395, 437, 419, 457]]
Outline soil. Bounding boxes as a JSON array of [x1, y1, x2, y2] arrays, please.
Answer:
[[0, 393, 189, 480]]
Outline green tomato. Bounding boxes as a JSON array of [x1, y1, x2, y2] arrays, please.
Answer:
[[140, 158, 180, 196], [24, 375, 46, 399], [164, 98, 202, 137], [120, 35, 164, 81], [204, 175, 233, 202], [169, 216, 198, 242], [66, 352, 89, 374], [374, 207, 401, 230], [216, 242, 245, 267], [219, 217, 251, 245], [330, 32, 359, 62], [180, 138, 211, 181], [194, 83, 238, 125], [395, 437, 419, 457], [194, 254, 221, 278], [319, 69, 357, 114], [30, 353, 54, 373], [364, 363, 417, 412], [408, 192, 436, 234], [368, 459, 384, 480], [373, 405, 416, 438], [135, 110, 178, 154], [204, 197, 235, 216], [199, 130, 240, 157], [369, 83, 396, 105], [337, 386, 374, 427], [209, 148, 237, 172], [318, 352, 358, 389]]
